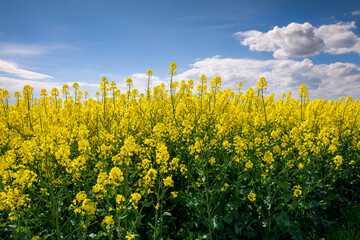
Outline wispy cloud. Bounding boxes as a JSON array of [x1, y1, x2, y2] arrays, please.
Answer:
[[0, 59, 53, 80], [175, 24, 235, 34], [234, 21, 360, 58], [0, 43, 48, 55], [176, 15, 210, 21], [352, 10, 360, 16], [0, 42, 78, 56]]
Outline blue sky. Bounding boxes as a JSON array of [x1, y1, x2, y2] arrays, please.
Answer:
[[0, 0, 360, 100]]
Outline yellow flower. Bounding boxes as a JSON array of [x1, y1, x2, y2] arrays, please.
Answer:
[[210, 76, 222, 90], [298, 163, 304, 169], [237, 82, 243, 91], [126, 232, 135, 240], [257, 77, 267, 91], [298, 84, 309, 98], [80, 199, 97, 215], [169, 62, 177, 75], [155, 204, 159, 210], [126, 77, 133, 87], [130, 193, 141, 204], [163, 176, 174, 187], [263, 152, 274, 165], [102, 215, 114, 229], [333, 155, 343, 170], [75, 191, 87, 202], [171, 191, 178, 198], [199, 74, 207, 83], [209, 157, 216, 165], [109, 167, 124, 186], [273, 145, 281, 154], [248, 192, 256, 202], [293, 185, 302, 198], [40, 89, 48, 97], [223, 141, 230, 149], [146, 69, 153, 77], [116, 194, 125, 205], [221, 183, 229, 192], [72, 82, 80, 91], [245, 160, 253, 170]]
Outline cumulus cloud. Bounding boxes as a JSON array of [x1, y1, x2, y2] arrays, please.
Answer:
[[175, 56, 360, 100], [234, 21, 360, 58], [0, 59, 53, 80]]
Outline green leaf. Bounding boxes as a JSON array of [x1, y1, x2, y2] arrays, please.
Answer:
[[291, 200, 299, 209], [223, 214, 233, 224], [143, 200, 153, 207], [97, 231, 104, 238], [275, 211, 290, 227]]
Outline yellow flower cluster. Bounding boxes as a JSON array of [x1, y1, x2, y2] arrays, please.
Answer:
[[103, 215, 114, 229], [0, 65, 359, 238], [163, 176, 174, 187], [248, 192, 256, 202], [293, 185, 302, 198]]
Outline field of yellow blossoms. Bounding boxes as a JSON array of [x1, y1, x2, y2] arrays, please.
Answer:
[[0, 62, 359, 239]]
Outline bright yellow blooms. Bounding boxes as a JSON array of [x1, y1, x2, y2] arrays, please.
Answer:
[[257, 77, 267, 91], [126, 232, 135, 240], [0, 62, 358, 239], [103, 215, 114, 229], [163, 176, 174, 187], [293, 185, 302, 198], [169, 62, 177, 75], [245, 160, 253, 170], [146, 69, 153, 77], [248, 192, 256, 202]]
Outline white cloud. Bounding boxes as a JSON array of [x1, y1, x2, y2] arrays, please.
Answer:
[[0, 59, 53, 80], [66, 81, 99, 88], [234, 21, 360, 58], [175, 56, 360, 100], [0, 43, 48, 55], [0, 76, 61, 96], [352, 11, 360, 16], [117, 73, 165, 94], [0, 59, 100, 100], [316, 22, 360, 54]]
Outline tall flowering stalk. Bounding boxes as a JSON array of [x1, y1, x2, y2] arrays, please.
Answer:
[[298, 84, 309, 121], [146, 69, 153, 101], [257, 77, 269, 130]]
